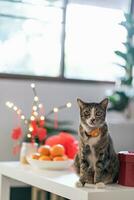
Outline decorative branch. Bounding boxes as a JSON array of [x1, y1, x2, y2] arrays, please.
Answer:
[[5, 101, 28, 124], [5, 83, 74, 144], [46, 102, 72, 117]]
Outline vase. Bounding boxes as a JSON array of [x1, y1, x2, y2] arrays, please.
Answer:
[[20, 142, 38, 164]]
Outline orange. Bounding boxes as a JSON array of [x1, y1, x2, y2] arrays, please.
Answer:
[[62, 155, 68, 160], [32, 153, 40, 160], [39, 155, 51, 161], [53, 156, 66, 161], [50, 144, 65, 157], [38, 145, 51, 156]]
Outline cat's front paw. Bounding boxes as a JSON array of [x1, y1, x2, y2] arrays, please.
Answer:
[[75, 181, 84, 188], [95, 182, 105, 189]]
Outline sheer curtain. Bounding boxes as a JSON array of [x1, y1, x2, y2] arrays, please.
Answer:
[[64, 0, 131, 81], [0, 0, 64, 77], [67, 0, 130, 10]]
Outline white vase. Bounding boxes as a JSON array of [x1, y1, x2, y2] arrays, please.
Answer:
[[20, 142, 38, 164]]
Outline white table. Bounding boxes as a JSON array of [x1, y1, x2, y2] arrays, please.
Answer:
[[0, 162, 134, 200]]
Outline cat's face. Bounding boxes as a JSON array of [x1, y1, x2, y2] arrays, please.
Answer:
[[77, 98, 108, 128]]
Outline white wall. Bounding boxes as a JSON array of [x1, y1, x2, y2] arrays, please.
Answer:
[[0, 79, 134, 161]]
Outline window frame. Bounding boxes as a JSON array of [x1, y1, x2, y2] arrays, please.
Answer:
[[0, 0, 132, 84]]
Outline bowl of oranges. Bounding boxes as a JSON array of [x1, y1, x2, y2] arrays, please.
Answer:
[[27, 144, 74, 170]]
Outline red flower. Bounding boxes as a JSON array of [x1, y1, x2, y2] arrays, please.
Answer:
[[11, 127, 22, 140], [37, 127, 47, 141]]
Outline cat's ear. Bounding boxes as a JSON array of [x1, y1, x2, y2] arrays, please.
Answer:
[[77, 98, 85, 109], [100, 98, 108, 109]]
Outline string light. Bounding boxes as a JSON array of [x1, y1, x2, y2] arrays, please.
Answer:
[[17, 110, 21, 115], [31, 83, 35, 88], [38, 104, 43, 108], [53, 107, 59, 113], [6, 84, 72, 142], [27, 133, 31, 138], [9, 103, 14, 108], [29, 127, 33, 132], [40, 115, 45, 120], [33, 111, 38, 116], [33, 106, 37, 111], [66, 102, 72, 108], [6, 101, 27, 123], [5, 101, 10, 107], [13, 106, 18, 111], [34, 96, 39, 102], [6, 101, 14, 108], [21, 115, 25, 120], [5, 101, 10, 106], [24, 120, 28, 124], [30, 116, 35, 121]]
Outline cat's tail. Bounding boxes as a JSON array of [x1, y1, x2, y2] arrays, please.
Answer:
[[73, 153, 80, 175]]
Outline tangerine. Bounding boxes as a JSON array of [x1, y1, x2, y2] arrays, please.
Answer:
[[50, 144, 65, 157], [53, 156, 66, 161], [38, 145, 51, 156], [62, 155, 68, 160], [39, 155, 51, 161], [32, 153, 40, 160]]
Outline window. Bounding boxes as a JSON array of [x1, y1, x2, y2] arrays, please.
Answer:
[[0, 0, 131, 82], [0, 0, 64, 77], [65, 3, 127, 81]]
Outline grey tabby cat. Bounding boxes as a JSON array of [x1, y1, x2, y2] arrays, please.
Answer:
[[74, 98, 119, 188]]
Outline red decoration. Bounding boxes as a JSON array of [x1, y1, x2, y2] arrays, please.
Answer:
[[66, 140, 78, 159], [39, 119, 45, 127], [12, 144, 20, 155], [30, 120, 38, 136], [45, 132, 78, 159], [37, 127, 47, 141], [7, 84, 73, 158], [11, 127, 22, 140]]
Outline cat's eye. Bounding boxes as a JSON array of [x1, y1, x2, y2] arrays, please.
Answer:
[[84, 110, 90, 116], [96, 111, 102, 116]]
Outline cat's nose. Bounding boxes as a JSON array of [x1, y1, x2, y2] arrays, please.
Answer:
[[91, 118, 95, 123]]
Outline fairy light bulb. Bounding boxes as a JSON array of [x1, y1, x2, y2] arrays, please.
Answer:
[[21, 115, 25, 120], [24, 120, 28, 124], [29, 127, 33, 132], [9, 103, 13, 108], [13, 106, 18, 111], [31, 83, 35, 88], [30, 116, 35, 121], [40, 115, 45, 120], [66, 102, 72, 108], [38, 104, 43, 108], [6, 102, 14, 108], [27, 133, 31, 138], [53, 107, 59, 113], [17, 109, 21, 115], [33, 106, 37, 111], [34, 96, 39, 102], [6, 101, 10, 106], [33, 111, 38, 116]]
